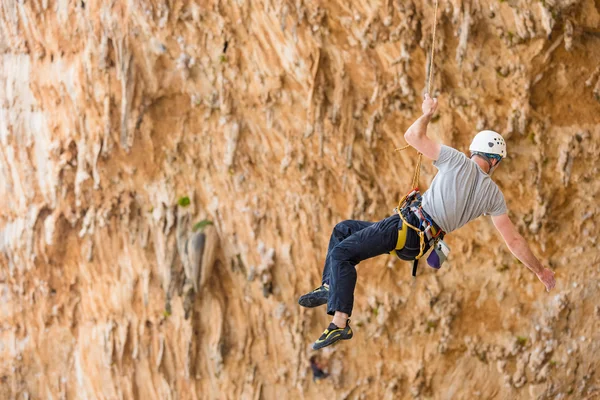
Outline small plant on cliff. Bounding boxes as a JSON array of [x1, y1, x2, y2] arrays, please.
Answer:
[[193, 219, 213, 232], [178, 196, 191, 207]]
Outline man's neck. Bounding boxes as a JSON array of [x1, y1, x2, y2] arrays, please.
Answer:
[[472, 155, 491, 174]]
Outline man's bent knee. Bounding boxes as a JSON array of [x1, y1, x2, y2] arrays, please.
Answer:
[[334, 220, 353, 233], [330, 246, 354, 263]]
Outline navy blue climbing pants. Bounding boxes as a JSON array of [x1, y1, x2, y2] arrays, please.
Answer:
[[321, 214, 402, 317]]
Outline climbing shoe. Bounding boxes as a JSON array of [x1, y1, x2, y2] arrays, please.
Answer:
[[298, 285, 329, 308], [312, 320, 353, 350]]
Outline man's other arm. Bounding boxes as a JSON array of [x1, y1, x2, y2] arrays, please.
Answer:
[[492, 213, 556, 292]]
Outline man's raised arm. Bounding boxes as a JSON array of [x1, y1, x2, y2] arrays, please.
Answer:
[[404, 94, 441, 161], [492, 213, 556, 292]]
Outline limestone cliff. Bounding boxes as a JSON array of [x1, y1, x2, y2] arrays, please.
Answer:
[[1, 0, 600, 398]]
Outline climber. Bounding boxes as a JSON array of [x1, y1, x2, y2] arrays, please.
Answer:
[[298, 94, 556, 350]]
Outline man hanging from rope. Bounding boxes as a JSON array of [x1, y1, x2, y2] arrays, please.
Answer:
[[299, 94, 557, 350]]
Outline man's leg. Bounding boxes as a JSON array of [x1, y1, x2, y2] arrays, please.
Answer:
[[321, 220, 374, 286], [313, 214, 400, 350], [327, 214, 400, 317], [299, 220, 373, 308]]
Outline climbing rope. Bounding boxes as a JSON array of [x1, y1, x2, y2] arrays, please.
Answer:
[[395, 0, 439, 189], [395, 144, 422, 190], [427, 0, 439, 96], [392, 0, 440, 264]]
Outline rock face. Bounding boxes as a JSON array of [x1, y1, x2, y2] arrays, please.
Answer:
[[1, 0, 600, 398]]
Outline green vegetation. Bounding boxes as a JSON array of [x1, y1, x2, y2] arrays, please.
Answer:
[[193, 219, 213, 232], [178, 196, 191, 207]]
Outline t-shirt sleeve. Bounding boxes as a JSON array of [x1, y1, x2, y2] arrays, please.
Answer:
[[488, 189, 508, 216], [433, 145, 467, 172]]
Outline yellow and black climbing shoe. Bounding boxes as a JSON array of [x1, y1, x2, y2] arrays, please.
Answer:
[[312, 320, 353, 350], [298, 285, 329, 308]]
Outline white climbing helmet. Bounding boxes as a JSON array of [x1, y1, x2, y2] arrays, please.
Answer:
[[469, 130, 507, 159]]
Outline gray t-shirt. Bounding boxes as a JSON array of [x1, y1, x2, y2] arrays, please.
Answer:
[[421, 145, 507, 233]]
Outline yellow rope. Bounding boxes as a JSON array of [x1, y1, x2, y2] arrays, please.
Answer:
[[413, 152, 422, 188], [394, 147, 422, 189]]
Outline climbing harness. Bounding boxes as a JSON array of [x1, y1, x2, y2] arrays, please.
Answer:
[[391, 0, 445, 277], [391, 188, 446, 277]]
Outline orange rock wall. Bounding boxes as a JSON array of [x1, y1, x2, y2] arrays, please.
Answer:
[[1, 0, 600, 398]]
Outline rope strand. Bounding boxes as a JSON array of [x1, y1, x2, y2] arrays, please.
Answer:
[[394, 146, 422, 188], [392, 2, 440, 267], [396, 0, 438, 190], [427, 0, 439, 95]]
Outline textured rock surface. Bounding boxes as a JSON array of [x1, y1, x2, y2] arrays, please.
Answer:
[[1, 0, 600, 398]]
